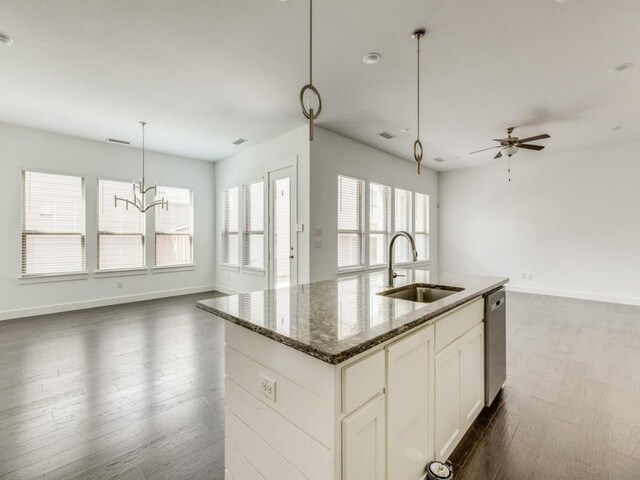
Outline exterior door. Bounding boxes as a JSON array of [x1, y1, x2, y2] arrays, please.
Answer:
[[268, 166, 297, 289]]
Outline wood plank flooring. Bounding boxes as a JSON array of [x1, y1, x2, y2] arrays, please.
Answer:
[[1, 291, 639, 479], [451, 292, 640, 480]]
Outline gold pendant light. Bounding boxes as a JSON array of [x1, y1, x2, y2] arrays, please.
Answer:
[[299, 0, 322, 141], [412, 28, 426, 175], [114, 122, 169, 213]]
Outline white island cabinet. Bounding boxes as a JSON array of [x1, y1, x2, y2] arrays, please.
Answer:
[[197, 270, 507, 480]]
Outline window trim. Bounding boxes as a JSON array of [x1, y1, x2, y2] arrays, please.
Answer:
[[368, 181, 392, 268], [95, 176, 147, 272], [414, 191, 430, 263], [20, 169, 87, 279], [154, 183, 194, 268], [221, 185, 240, 268]]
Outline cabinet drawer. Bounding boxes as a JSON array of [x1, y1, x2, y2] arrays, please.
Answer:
[[435, 298, 483, 352], [342, 350, 385, 414]]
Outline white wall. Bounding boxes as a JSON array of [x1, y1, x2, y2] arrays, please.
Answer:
[[439, 140, 640, 305], [214, 126, 310, 293], [0, 123, 216, 320], [309, 128, 439, 282]]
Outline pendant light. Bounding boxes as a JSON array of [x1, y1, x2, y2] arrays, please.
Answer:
[[114, 121, 168, 213], [411, 28, 426, 175], [299, 0, 322, 141]]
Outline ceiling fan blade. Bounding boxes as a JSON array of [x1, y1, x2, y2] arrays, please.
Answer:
[[518, 144, 545, 151], [492, 138, 505, 142], [470, 146, 501, 154], [494, 151, 503, 159], [517, 134, 550, 144]]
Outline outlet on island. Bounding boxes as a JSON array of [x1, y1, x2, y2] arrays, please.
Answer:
[[259, 373, 276, 402]]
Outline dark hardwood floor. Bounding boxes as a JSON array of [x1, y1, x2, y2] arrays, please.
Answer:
[[1, 291, 639, 479]]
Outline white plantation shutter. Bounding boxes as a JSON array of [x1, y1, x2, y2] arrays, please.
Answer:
[[155, 186, 193, 267], [97, 179, 145, 270], [337, 175, 365, 270], [414, 192, 430, 261], [394, 188, 413, 263], [22, 171, 85, 275], [242, 181, 264, 270], [369, 183, 391, 266], [222, 187, 239, 266]]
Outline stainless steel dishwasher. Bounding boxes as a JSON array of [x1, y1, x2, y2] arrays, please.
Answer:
[[484, 287, 506, 406]]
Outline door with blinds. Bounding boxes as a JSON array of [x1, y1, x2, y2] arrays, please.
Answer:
[[268, 166, 297, 289]]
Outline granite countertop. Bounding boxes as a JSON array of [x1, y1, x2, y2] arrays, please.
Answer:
[[197, 268, 508, 365]]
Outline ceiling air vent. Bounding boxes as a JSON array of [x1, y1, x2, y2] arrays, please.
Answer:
[[433, 157, 446, 163], [378, 131, 396, 140], [233, 138, 248, 145], [107, 138, 130, 145]]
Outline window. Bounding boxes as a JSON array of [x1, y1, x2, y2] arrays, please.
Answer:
[[414, 192, 430, 261], [96, 179, 145, 271], [337, 175, 365, 270], [242, 181, 264, 270], [369, 183, 391, 266], [394, 188, 413, 263], [22, 171, 85, 276], [155, 186, 193, 267], [222, 187, 239, 266]]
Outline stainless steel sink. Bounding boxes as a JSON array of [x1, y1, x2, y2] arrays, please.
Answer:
[[378, 283, 464, 303]]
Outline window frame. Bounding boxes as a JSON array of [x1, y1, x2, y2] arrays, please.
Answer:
[[337, 174, 366, 273], [221, 186, 240, 269], [393, 187, 414, 266], [20, 169, 87, 279], [154, 184, 194, 269], [414, 192, 430, 263], [368, 182, 392, 268], [241, 180, 265, 272], [95, 176, 147, 273]]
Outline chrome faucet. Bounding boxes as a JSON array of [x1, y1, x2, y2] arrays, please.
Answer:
[[387, 231, 418, 287]]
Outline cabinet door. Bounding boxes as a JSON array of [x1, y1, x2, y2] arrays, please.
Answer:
[[387, 325, 435, 479], [343, 394, 386, 480], [434, 340, 462, 460], [460, 323, 485, 431]]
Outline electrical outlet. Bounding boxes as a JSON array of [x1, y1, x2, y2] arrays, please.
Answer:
[[521, 273, 526, 280], [259, 373, 276, 402], [314, 240, 322, 249], [116, 281, 123, 289], [528, 273, 534, 281]]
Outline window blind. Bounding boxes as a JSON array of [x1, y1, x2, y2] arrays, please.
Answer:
[[242, 181, 264, 270], [22, 171, 85, 276], [394, 188, 413, 263], [337, 175, 365, 270], [97, 179, 145, 270], [414, 192, 430, 261], [369, 183, 391, 266], [155, 186, 193, 267], [222, 187, 239, 266]]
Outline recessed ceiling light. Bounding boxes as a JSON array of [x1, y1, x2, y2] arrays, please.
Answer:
[[362, 52, 381, 65], [433, 157, 446, 163], [610, 62, 633, 73], [555, 0, 571, 3], [0, 33, 14, 46]]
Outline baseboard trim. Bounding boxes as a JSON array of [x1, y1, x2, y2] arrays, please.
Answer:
[[212, 285, 246, 295], [0, 284, 219, 322], [506, 284, 640, 306]]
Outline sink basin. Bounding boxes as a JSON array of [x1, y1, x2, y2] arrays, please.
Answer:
[[378, 283, 464, 303]]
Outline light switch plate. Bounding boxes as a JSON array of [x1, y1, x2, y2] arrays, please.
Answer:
[[259, 373, 276, 402], [296, 223, 304, 232]]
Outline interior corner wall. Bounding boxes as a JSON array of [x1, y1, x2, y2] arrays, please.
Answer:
[[438, 140, 640, 305], [214, 125, 311, 293], [309, 128, 439, 283], [0, 122, 216, 320]]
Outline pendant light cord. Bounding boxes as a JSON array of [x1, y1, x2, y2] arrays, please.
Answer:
[[141, 122, 145, 185], [416, 34, 421, 142], [309, 0, 313, 84]]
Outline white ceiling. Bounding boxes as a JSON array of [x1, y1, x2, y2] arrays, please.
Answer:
[[0, 0, 638, 171]]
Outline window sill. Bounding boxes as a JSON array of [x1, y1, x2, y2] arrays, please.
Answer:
[[241, 267, 265, 277], [220, 264, 240, 272], [94, 267, 149, 278], [152, 264, 196, 273], [337, 266, 366, 275], [19, 271, 89, 284]]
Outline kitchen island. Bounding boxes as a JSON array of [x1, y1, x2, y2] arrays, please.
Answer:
[[197, 269, 508, 480]]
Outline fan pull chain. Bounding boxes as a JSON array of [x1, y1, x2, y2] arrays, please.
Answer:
[[508, 154, 511, 182]]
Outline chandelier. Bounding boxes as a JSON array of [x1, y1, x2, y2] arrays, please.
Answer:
[[299, 0, 322, 141], [411, 28, 426, 175]]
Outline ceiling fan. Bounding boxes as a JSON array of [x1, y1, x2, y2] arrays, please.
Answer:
[[470, 127, 550, 159]]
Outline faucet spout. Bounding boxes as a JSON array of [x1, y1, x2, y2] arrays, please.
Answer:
[[387, 231, 418, 287]]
